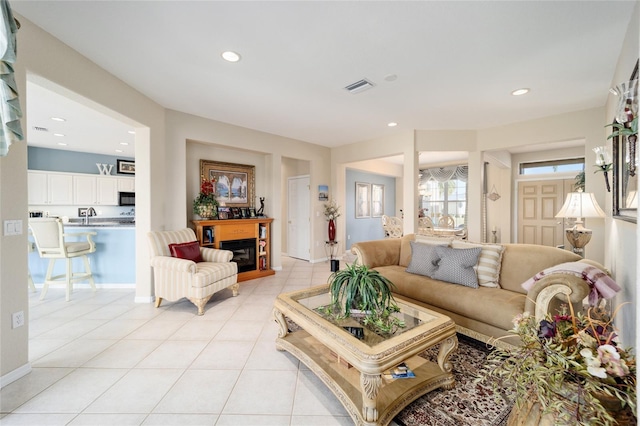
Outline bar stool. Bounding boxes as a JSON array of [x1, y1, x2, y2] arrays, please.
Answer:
[[29, 218, 97, 301]]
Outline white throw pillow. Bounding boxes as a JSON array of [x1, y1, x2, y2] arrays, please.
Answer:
[[452, 240, 505, 288]]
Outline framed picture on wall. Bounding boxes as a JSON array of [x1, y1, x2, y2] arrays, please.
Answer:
[[200, 160, 255, 208], [371, 184, 384, 217], [318, 185, 329, 201], [355, 182, 371, 218]]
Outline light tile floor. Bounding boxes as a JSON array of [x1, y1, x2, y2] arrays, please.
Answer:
[[1, 257, 357, 426]]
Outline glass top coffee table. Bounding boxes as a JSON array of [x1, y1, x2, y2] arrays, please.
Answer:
[[273, 284, 458, 426]]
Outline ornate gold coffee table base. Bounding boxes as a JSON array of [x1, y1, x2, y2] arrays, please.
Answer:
[[273, 285, 458, 426]]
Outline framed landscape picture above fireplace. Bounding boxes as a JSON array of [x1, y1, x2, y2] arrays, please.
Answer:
[[200, 160, 255, 208]]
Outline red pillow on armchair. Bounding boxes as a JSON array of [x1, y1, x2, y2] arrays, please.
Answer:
[[168, 241, 204, 263]]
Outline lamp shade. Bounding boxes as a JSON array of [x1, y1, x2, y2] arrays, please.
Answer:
[[555, 191, 605, 219]]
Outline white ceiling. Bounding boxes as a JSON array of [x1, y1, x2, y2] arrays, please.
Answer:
[[13, 1, 635, 157]]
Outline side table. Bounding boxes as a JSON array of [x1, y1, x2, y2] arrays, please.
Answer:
[[325, 240, 340, 271]]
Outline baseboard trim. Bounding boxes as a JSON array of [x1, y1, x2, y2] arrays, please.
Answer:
[[0, 362, 32, 389], [134, 296, 155, 304], [32, 283, 136, 289]]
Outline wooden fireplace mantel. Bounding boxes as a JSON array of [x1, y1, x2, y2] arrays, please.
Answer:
[[192, 218, 275, 282]]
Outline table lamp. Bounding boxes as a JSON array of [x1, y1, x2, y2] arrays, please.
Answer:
[[555, 189, 605, 256]]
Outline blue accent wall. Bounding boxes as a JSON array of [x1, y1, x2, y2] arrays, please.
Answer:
[[345, 169, 396, 249], [28, 146, 134, 175]]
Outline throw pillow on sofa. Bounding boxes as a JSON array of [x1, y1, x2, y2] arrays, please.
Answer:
[[168, 241, 204, 263], [452, 240, 505, 288], [406, 241, 444, 277], [433, 246, 482, 288]]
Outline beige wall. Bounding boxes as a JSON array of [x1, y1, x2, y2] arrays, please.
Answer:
[[2, 15, 166, 383], [604, 1, 638, 349], [166, 110, 331, 268]]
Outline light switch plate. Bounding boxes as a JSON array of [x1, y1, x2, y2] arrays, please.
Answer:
[[3, 220, 23, 236]]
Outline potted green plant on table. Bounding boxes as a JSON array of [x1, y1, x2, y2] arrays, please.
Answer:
[[193, 177, 218, 219], [327, 263, 405, 335], [477, 301, 636, 426]]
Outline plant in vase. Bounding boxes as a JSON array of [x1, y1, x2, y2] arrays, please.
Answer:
[[476, 300, 636, 426], [193, 177, 218, 219], [327, 263, 405, 336], [324, 199, 340, 242]]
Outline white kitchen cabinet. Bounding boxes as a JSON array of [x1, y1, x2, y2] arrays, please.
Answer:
[[117, 177, 135, 192], [72, 175, 118, 205], [28, 171, 73, 205], [96, 177, 118, 205], [73, 175, 97, 205]]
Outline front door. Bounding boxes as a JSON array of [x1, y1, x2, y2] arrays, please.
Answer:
[[517, 179, 574, 247], [287, 176, 310, 261]]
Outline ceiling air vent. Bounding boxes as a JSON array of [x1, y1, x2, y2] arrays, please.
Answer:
[[33, 126, 49, 132], [344, 78, 375, 94]]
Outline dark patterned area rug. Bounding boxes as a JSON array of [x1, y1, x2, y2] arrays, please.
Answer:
[[394, 334, 514, 426]]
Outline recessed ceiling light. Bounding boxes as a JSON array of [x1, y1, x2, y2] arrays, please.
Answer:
[[221, 51, 241, 62], [388, 122, 398, 127], [50, 117, 66, 122], [384, 74, 398, 82], [53, 133, 65, 137], [128, 130, 136, 135], [511, 88, 530, 96], [57, 142, 67, 146], [120, 142, 129, 146], [115, 149, 123, 153]]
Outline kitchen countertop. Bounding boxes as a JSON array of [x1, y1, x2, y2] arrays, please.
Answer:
[[64, 217, 135, 228]]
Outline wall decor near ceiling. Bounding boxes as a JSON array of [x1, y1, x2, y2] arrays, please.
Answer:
[[200, 160, 255, 208], [611, 59, 638, 224], [355, 182, 371, 218], [117, 159, 135, 175], [371, 184, 384, 217]]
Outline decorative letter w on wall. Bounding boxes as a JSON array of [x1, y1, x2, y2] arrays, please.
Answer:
[[96, 163, 114, 175]]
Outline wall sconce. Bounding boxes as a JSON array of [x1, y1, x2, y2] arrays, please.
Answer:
[[609, 79, 638, 177], [593, 146, 612, 192], [555, 189, 605, 257]]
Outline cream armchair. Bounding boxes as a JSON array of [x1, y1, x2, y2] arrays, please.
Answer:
[[147, 228, 239, 315]]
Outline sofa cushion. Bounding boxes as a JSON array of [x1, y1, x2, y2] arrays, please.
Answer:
[[452, 240, 505, 288], [406, 241, 444, 277], [399, 234, 453, 267], [433, 246, 482, 288], [169, 241, 203, 263], [374, 265, 525, 331]]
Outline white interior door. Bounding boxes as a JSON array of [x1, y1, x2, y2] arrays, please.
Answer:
[[287, 176, 310, 261], [517, 179, 573, 247]]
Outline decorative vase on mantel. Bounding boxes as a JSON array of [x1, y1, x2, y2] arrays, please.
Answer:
[[328, 218, 336, 242], [196, 204, 217, 220]]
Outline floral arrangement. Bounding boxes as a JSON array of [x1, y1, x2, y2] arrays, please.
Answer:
[[477, 301, 636, 426], [193, 177, 218, 217], [324, 199, 340, 221]]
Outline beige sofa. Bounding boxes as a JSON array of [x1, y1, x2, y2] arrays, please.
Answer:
[[351, 234, 603, 347]]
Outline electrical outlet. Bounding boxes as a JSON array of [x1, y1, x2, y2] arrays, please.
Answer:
[[12, 311, 24, 329], [347, 234, 351, 240]]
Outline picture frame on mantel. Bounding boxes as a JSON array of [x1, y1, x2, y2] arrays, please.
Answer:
[[612, 59, 638, 224], [200, 159, 255, 208]]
